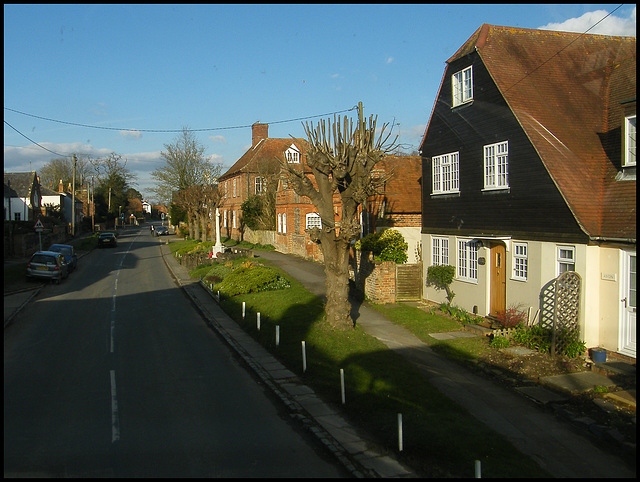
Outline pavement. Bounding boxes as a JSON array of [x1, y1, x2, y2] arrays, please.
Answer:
[[4, 236, 636, 478]]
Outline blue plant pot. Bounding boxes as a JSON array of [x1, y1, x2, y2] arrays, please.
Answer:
[[591, 348, 607, 363]]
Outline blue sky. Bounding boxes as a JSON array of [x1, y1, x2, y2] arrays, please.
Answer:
[[4, 4, 636, 203]]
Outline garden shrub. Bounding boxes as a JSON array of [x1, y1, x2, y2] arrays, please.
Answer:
[[495, 305, 528, 329], [490, 335, 510, 349], [214, 265, 289, 297], [355, 229, 408, 264], [428, 265, 456, 305]]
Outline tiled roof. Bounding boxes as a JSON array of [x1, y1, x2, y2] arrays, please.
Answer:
[[376, 155, 422, 213], [4, 171, 38, 198], [220, 137, 308, 180], [450, 24, 636, 241]]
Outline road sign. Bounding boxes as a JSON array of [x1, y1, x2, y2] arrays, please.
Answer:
[[34, 219, 44, 232]]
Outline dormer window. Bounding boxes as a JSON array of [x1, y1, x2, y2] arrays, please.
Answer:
[[286, 144, 300, 163], [452, 66, 473, 107], [624, 114, 636, 167]]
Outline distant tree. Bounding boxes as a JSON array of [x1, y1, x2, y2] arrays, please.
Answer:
[[38, 156, 93, 191], [282, 102, 396, 330], [91, 152, 138, 217]]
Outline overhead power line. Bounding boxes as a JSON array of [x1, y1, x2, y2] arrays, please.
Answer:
[[3, 105, 358, 133], [4, 120, 68, 157]]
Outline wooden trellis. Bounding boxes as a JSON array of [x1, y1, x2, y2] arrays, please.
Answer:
[[551, 271, 582, 356]]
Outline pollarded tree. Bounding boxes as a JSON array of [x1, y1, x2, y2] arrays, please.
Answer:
[[283, 102, 396, 330]]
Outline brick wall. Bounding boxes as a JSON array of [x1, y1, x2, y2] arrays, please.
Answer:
[[351, 250, 396, 304]]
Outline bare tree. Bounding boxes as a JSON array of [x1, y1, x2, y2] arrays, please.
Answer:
[[150, 128, 221, 205], [38, 156, 93, 191], [283, 102, 396, 330]]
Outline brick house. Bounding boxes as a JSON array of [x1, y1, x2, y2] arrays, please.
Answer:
[[275, 152, 422, 263], [365, 155, 422, 263], [420, 24, 635, 357], [218, 122, 308, 241]]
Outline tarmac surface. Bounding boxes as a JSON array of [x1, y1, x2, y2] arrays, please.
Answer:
[[4, 236, 636, 478]]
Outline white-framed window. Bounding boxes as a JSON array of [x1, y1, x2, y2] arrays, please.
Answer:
[[286, 145, 300, 163], [457, 239, 478, 282], [484, 141, 509, 189], [282, 213, 287, 234], [432, 152, 459, 194], [432, 236, 449, 266], [223, 210, 227, 228], [233, 179, 237, 197], [232, 211, 237, 229], [625, 114, 636, 167], [513, 242, 528, 281], [557, 246, 575, 274], [306, 212, 322, 230], [452, 66, 473, 107], [277, 213, 282, 233], [255, 176, 266, 194]]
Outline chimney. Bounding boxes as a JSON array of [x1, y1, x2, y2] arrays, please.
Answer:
[[252, 122, 268, 147], [59, 179, 64, 193]]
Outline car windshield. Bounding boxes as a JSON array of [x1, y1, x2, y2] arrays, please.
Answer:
[[50, 246, 72, 255]]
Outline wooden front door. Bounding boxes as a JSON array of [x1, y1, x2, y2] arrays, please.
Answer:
[[490, 243, 506, 316]]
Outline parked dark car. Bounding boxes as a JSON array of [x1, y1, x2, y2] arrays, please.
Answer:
[[47, 244, 78, 272], [98, 232, 118, 248], [155, 226, 169, 236], [26, 251, 69, 284]]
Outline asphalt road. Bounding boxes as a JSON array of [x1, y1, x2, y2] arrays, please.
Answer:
[[4, 227, 348, 477]]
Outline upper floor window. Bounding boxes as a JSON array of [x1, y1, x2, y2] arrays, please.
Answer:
[[484, 141, 509, 189], [306, 212, 322, 230], [432, 151, 459, 194], [557, 246, 575, 274], [286, 145, 300, 163], [432, 236, 449, 266], [233, 179, 237, 197], [255, 176, 266, 194], [452, 66, 473, 107], [625, 114, 636, 167]]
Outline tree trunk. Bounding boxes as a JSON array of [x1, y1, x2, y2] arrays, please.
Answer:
[[320, 237, 353, 330]]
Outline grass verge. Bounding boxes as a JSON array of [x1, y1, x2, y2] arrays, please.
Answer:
[[170, 240, 550, 477]]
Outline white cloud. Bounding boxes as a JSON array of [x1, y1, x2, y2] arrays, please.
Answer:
[[119, 129, 142, 139], [539, 6, 636, 37], [207, 153, 224, 163], [208, 135, 227, 144], [386, 57, 394, 64]]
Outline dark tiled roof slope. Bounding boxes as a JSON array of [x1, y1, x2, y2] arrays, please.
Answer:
[[449, 24, 636, 241]]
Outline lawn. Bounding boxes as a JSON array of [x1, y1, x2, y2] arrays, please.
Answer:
[[171, 239, 550, 477]]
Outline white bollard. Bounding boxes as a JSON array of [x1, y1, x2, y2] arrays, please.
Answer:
[[242, 301, 246, 319], [276, 325, 280, 346], [302, 341, 307, 373], [257, 312, 261, 331], [340, 369, 345, 404], [217, 290, 220, 302], [398, 413, 403, 451], [475, 460, 481, 478]]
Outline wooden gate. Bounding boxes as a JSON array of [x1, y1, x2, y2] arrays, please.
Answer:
[[396, 263, 422, 301]]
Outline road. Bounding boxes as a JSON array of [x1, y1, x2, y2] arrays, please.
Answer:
[[4, 227, 348, 477]]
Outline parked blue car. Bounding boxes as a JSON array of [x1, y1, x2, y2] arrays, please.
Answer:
[[47, 244, 78, 272]]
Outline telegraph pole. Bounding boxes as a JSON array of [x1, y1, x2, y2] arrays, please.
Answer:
[[71, 154, 77, 236]]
